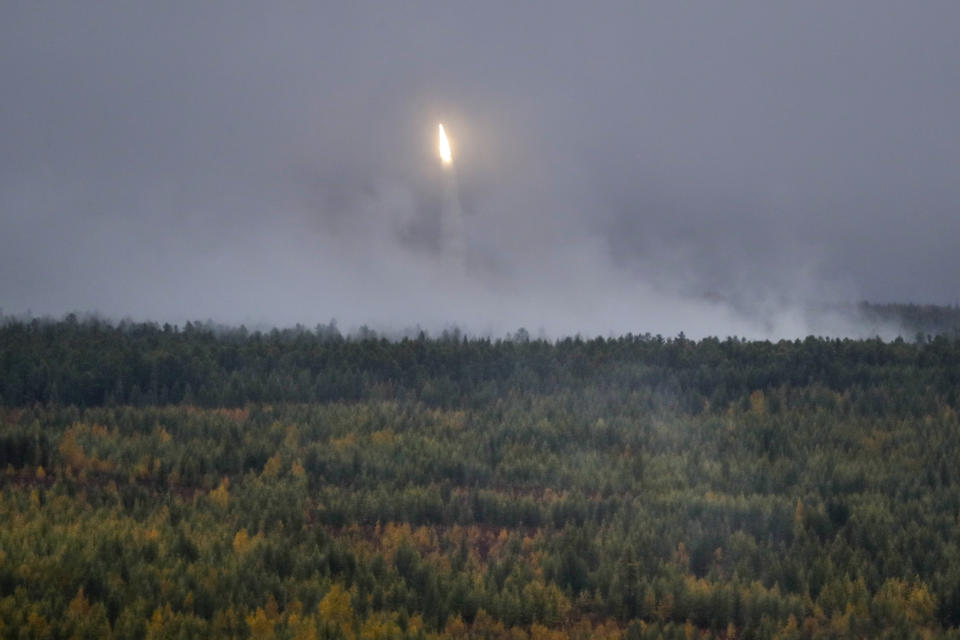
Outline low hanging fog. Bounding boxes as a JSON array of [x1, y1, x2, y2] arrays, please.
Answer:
[[2, 3, 959, 338]]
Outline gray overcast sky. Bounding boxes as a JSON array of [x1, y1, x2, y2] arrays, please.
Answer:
[[2, 2, 959, 337]]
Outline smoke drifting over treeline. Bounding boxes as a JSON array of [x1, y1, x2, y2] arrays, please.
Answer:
[[2, 3, 959, 338]]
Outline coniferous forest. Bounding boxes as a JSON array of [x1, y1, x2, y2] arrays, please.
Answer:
[[3, 314, 960, 639]]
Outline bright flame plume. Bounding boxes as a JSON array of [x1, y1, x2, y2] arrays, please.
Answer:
[[438, 123, 452, 165]]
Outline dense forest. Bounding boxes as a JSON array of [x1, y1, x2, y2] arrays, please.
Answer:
[[2, 312, 960, 638]]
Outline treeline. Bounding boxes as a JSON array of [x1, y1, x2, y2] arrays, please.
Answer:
[[857, 301, 960, 338], [2, 314, 960, 412], [2, 316, 960, 637]]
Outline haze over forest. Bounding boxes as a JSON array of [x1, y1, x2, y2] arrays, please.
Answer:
[[3, 3, 960, 338]]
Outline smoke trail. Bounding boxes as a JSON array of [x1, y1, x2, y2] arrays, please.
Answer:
[[441, 169, 467, 275]]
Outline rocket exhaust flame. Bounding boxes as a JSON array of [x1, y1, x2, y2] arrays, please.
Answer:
[[438, 123, 453, 165]]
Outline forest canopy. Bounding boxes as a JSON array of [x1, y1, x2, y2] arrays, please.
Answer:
[[1, 310, 960, 638]]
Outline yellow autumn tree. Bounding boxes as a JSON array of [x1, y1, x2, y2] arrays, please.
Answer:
[[361, 612, 402, 639], [873, 578, 937, 627], [444, 614, 468, 637], [246, 607, 276, 639], [25, 609, 52, 639], [59, 427, 88, 472], [471, 610, 504, 638], [318, 584, 354, 640], [262, 454, 283, 479], [233, 528, 262, 555], [209, 477, 230, 509], [64, 587, 112, 639], [907, 582, 936, 624], [287, 613, 318, 640], [291, 459, 306, 479], [530, 623, 567, 640], [773, 614, 800, 640]]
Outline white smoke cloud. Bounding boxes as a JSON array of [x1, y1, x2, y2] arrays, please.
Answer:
[[0, 2, 955, 339]]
